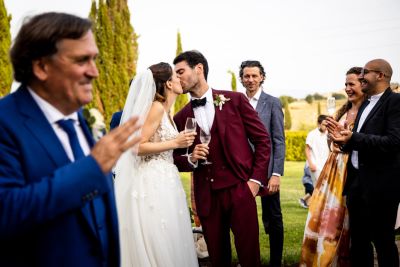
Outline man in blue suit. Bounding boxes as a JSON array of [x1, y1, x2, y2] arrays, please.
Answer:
[[0, 12, 140, 267], [240, 60, 286, 267]]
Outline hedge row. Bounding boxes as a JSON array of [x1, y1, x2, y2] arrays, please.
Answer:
[[285, 130, 307, 161]]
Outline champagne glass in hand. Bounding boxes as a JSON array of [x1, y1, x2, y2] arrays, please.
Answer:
[[327, 97, 336, 116], [182, 118, 197, 156], [199, 127, 212, 165]]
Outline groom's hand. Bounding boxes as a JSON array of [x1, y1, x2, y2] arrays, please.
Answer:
[[247, 180, 260, 197], [189, 144, 209, 163]]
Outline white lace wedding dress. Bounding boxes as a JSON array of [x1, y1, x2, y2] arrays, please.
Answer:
[[116, 111, 198, 267]]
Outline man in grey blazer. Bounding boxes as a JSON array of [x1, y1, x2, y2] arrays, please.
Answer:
[[239, 60, 285, 267]]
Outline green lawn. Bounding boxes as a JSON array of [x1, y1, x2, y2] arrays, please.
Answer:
[[180, 161, 307, 266]]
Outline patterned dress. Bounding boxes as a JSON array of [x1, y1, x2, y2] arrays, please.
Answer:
[[300, 116, 351, 267]]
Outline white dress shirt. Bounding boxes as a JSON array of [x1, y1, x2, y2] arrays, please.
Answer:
[[28, 88, 91, 162], [192, 87, 215, 134], [245, 87, 281, 178], [246, 87, 262, 110], [351, 92, 384, 169]]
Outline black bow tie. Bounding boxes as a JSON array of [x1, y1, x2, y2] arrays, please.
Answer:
[[191, 98, 207, 108]]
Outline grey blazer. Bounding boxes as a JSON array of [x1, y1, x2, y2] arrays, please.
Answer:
[[256, 91, 285, 178]]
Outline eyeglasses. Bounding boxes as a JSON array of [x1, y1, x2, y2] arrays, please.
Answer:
[[361, 68, 385, 76]]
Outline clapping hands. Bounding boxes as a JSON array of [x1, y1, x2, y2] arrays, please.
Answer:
[[326, 117, 352, 146]]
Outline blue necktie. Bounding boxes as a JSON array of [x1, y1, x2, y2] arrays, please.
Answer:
[[57, 119, 85, 160]]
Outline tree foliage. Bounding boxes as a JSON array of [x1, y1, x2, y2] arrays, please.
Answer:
[[317, 101, 321, 116], [313, 93, 325, 100], [304, 95, 313, 104], [0, 0, 12, 97], [227, 70, 237, 92], [279, 95, 296, 105], [89, 0, 138, 124], [173, 30, 188, 114], [282, 98, 292, 130], [332, 92, 346, 100]]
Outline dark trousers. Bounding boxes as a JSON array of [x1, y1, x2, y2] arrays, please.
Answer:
[[346, 191, 399, 267], [200, 182, 260, 267], [261, 192, 284, 267]]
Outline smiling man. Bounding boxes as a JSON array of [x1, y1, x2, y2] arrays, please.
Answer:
[[239, 60, 285, 267], [0, 12, 140, 267], [327, 59, 400, 267]]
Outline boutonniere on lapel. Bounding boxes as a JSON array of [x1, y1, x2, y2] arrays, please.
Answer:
[[213, 94, 231, 110], [83, 108, 106, 141]]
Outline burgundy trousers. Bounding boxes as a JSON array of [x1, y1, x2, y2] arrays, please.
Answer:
[[199, 182, 260, 267]]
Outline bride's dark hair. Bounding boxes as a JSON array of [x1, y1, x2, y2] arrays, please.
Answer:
[[149, 62, 173, 103]]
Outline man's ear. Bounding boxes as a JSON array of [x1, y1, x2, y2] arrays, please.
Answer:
[[32, 58, 49, 81], [195, 63, 204, 76]]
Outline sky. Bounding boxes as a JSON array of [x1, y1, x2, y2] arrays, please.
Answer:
[[4, 0, 400, 98]]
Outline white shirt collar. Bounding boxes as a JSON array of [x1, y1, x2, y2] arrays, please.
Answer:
[[28, 87, 78, 124], [247, 87, 262, 101], [368, 91, 384, 103], [192, 87, 213, 102]]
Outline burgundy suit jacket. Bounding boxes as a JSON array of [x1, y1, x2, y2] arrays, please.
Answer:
[[173, 89, 271, 216]]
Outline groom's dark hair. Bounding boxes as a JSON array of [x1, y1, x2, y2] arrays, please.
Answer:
[[173, 50, 209, 81]]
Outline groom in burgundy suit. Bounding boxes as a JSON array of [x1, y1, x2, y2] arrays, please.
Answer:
[[173, 51, 271, 267]]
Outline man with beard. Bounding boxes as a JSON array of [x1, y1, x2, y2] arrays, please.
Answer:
[[239, 60, 285, 267], [327, 59, 400, 267], [173, 50, 271, 267]]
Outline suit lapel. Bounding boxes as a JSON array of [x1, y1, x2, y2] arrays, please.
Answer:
[[16, 88, 70, 167], [212, 90, 227, 140], [77, 112, 102, 235], [78, 112, 95, 148], [359, 88, 391, 132], [353, 99, 369, 131], [256, 91, 268, 114], [17, 88, 103, 238]]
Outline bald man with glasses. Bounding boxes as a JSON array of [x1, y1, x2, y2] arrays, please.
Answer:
[[327, 59, 400, 267]]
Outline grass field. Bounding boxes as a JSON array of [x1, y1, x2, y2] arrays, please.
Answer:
[[180, 161, 307, 266]]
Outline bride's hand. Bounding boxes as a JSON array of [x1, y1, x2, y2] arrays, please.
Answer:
[[174, 131, 196, 148]]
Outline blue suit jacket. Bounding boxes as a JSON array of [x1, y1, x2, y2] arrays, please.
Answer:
[[0, 87, 120, 267], [256, 91, 285, 178]]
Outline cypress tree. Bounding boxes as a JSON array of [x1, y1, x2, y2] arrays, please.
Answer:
[[227, 70, 237, 91], [0, 0, 12, 97], [317, 101, 321, 115], [173, 30, 188, 114], [89, 0, 138, 124], [283, 98, 292, 130]]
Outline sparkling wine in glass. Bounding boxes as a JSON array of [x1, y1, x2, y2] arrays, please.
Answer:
[[182, 118, 197, 156], [327, 97, 336, 116], [199, 128, 212, 165]]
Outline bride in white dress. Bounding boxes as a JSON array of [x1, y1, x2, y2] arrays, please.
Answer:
[[114, 63, 198, 267]]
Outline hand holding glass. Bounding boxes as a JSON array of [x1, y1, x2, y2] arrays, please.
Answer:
[[327, 97, 336, 116], [199, 128, 212, 165], [182, 118, 197, 157]]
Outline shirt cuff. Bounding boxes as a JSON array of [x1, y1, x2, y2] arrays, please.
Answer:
[[187, 155, 198, 169], [249, 178, 263, 187], [272, 173, 281, 177]]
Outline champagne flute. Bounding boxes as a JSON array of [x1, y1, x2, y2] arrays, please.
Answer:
[[182, 118, 197, 157], [199, 127, 212, 165], [327, 97, 336, 116]]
